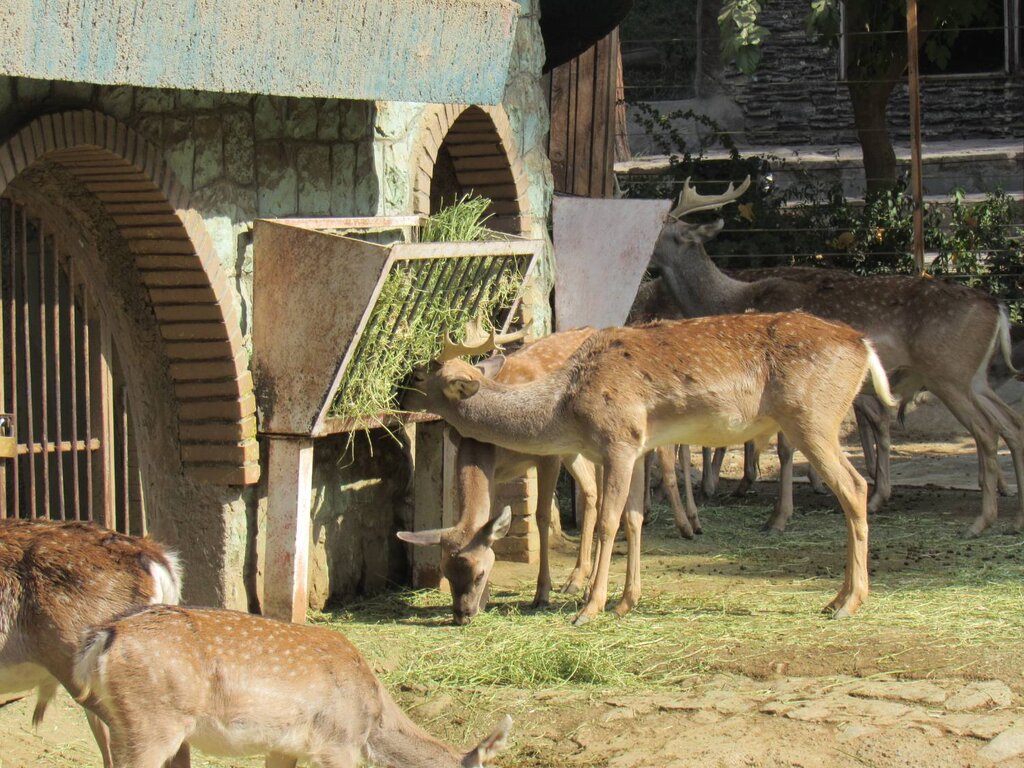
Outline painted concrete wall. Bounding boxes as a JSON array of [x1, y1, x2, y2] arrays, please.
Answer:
[[0, 0, 519, 105], [0, 0, 553, 610]]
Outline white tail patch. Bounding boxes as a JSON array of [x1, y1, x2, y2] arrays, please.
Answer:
[[72, 628, 112, 703], [998, 305, 1018, 375], [149, 550, 182, 605], [864, 342, 896, 407]]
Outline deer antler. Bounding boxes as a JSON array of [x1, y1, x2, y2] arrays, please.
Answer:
[[437, 317, 497, 362], [667, 175, 752, 221]]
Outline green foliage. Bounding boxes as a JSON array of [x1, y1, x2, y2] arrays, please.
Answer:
[[622, 103, 1024, 304], [718, 0, 769, 74], [419, 193, 502, 243]]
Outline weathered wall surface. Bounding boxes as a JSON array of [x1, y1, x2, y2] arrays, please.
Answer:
[[0, 0, 552, 610], [0, 0, 519, 104]]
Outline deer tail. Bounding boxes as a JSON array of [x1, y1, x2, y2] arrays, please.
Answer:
[[997, 305, 1018, 374], [72, 627, 114, 704], [864, 342, 896, 407]]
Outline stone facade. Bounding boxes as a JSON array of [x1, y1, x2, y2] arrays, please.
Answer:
[[0, 0, 553, 610]]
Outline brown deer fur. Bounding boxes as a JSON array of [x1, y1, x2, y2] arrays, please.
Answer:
[[652, 217, 1024, 536], [399, 328, 604, 624], [406, 312, 893, 623], [73, 605, 511, 768], [0, 518, 184, 768]]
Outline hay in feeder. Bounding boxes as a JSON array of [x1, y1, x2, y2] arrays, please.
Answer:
[[328, 196, 525, 422]]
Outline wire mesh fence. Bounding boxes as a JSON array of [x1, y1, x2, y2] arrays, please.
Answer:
[[614, 0, 1024, 315]]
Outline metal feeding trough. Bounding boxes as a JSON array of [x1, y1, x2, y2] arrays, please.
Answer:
[[252, 216, 541, 438]]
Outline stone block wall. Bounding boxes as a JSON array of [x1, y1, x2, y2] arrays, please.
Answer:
[[0, 0, 554, 608]]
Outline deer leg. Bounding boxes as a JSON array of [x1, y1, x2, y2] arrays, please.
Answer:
[[657, 444, 694, 538], [855, 401, 878, 481], [732, 441, 758, 496], [84, 708, 115, 768], [531, 456, 561, 608], [614, 458, 647, 618], [560, 454, 599, 594], [678, 445, 703, 534], [316, 747, 360, 768], [787, 429, 870, 619], [976, 387, 1024, 530], [807, 465, 828, 494], [867, 405, 893, 513], [931, 384, 1001, 537], [700, 447, 722, 498], [110, 731, 189, 768], [763, 433, 794, 534], [573, 450, 636, 626]]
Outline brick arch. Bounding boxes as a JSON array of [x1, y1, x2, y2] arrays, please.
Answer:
[[411, 104, 532, 236], [0, 110, 258, 485]]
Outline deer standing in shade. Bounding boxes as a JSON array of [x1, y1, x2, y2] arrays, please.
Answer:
[[405, 311, 895, 624], [651, 177, 1024, 536], [398, 326, 608, 625]]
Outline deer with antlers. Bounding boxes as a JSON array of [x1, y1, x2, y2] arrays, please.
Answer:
[[650, 177, 1024, 537], [405, 311, 895, 624], [399, 324, 605, 625]]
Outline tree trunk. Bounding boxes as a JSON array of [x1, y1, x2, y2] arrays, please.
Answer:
[[848, 80, 899, 195]]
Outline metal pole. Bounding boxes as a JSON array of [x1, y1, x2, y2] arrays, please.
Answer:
[[906, 0, 925, 273]]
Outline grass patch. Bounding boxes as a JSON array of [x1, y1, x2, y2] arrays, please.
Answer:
[[318, 498, 1024, 696]]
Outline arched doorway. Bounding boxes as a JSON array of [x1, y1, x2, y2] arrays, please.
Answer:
[[411, 105, 532, 236], [0, 111, 258, 529]]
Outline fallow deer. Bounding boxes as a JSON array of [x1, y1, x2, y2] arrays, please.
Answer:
[[73, 605, 512, 768], [0, 518, 185, 768], [399, 326, 605, 625], [405, 312, 895, 624], [651, 177, 1024, 536]]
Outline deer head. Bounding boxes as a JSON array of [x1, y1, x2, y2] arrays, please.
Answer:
[[398, 504, 513, 625]]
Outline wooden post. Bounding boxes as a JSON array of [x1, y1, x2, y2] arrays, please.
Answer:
[[408, 420, 457, 589], [906, 0, 926, 273], [263, 436, 314, 624]]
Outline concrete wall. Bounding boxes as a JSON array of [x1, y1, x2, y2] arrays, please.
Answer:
[[0, 0, 552, 610]]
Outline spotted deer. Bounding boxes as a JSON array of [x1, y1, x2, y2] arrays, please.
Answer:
[[652, 178, 1024, 536], [73, 605, 512, 768], [405, 312, 895, 624], [399, 327, 603, 625], [0, 518, 185, 768]]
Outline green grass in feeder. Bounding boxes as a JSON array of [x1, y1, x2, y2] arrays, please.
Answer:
[[328, 196, 524, 422]]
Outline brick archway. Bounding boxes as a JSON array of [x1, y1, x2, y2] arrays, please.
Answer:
[[411, 104, 532, 236], [0, 110, 258, 485]]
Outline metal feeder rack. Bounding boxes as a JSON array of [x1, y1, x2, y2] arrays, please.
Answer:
[[251, 215, 542, 623], [253, 216, 540, 438]]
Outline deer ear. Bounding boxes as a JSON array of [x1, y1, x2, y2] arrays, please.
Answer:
[[461, 715, 512, 768], [396, 527, 451, 546], [475, 354, 506, 379], [482, 506, 512, 545], [442, 375, 481, 401]]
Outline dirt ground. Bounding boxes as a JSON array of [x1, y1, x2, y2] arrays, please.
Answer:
[[2, 440, 1023, 768]]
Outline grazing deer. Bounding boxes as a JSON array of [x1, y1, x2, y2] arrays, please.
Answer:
[[399, 326, 604, 625], [0, 518, 185, 768], [73, 605, 512, 768], [651, 178, 1024, 536], [405, 312, 895, 624]]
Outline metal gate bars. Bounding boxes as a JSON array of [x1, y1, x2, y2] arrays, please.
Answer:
[[0, 196, 142, 533]]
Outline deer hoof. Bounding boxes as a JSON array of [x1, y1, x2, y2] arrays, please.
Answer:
[[530, 596, 550, 610], [831, 606, 853, 620], [762, 525, 785, 537], [692, 523, 704, 535], [676, 525, 695, 540], [571, 612, 595, 627], [560, 581, 583, 595]]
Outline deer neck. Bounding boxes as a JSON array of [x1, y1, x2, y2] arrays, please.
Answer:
[[658, 243, 749, 317], [442, 373, 571, 456], [366, 687, 465, 768]]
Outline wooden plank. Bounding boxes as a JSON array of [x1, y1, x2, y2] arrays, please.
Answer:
[[573, 43, 596, 197], [262, 437, 314, 622]]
